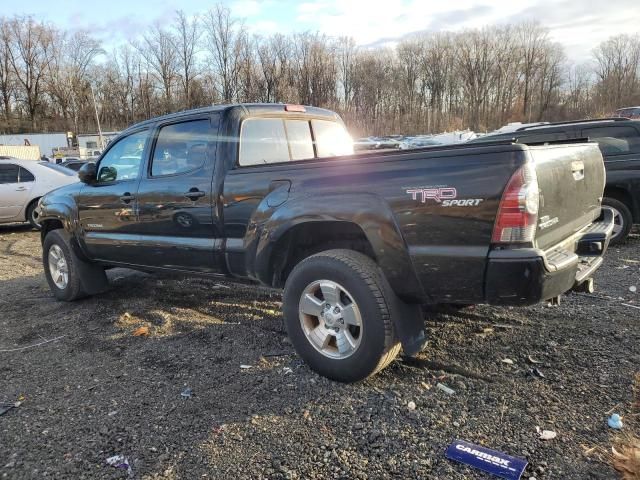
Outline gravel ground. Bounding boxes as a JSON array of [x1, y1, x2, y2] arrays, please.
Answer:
[[0, 224, 638, 479]]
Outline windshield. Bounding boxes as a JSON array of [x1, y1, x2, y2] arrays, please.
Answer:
[[38, 162, 76, 176]]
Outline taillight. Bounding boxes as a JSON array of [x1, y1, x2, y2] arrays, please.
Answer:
[[492, 162, 539, 244]]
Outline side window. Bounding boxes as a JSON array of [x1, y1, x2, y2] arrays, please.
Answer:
[[97, 130, 148, 183], [19, 167, 35, 183], [285, 120, 314, 160], [312, 120, 354, 157], [517, 132, 568, 144], [0, 164, 19, 184], [582, 126, 640, 156], [239, 118, 289, 166], [151, 119, 212, 177]]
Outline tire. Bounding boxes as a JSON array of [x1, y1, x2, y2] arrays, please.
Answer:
[[602, 197, 632, 245], [283, 249, 401, 382], [43, 229, 88, 301], [26, 199, 41, 230]]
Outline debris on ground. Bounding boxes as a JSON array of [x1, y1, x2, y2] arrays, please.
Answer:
[[181, 388, 193, 399], [501, 358, 514, 365], [612, 439, 640, 479], [527, 355, 542, 364], [537, 426, 558, 440], [445, 439, 528, 480], [282, 367, 293, 375], [240, 364, 252, 369], [608, 414, 624, 430], [132, 325, 150, 337], [629, 286, 637, 293], [622, 303, 640, 311], [0, 401, 21, 416], [407, 401, 416, 410], [436, 383, 455, 395], [529, 367, 546, 378], [106, 454, 133, 476]]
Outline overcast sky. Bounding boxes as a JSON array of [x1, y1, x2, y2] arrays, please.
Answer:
[[8, 0, 640, 62]]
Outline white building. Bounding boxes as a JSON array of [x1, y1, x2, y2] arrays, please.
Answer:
[[77, 131, 120, 157], [0, 132, 68, 158]]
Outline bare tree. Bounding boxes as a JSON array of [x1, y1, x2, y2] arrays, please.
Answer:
[[6, 15, 55, 128], [203, 4, 246, 102], [172, 10, 200, 109], [136, 23, 179, 112]]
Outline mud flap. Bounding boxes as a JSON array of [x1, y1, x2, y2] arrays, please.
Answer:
[[60, 229, 110, 296], [389, 294, 427, 356]]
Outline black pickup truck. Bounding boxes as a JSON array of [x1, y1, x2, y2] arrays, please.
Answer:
[[37, 103, 614, 382]]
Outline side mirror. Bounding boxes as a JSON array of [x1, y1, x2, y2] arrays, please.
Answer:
[[78, 162, 97, 184]]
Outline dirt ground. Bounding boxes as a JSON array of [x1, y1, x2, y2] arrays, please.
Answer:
[[0, 224, 638, 479]]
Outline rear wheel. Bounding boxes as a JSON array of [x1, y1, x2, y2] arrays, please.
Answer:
[[283, 249, 400, 382], [602, 197, 632, 245], [26, 200, 41, 230]]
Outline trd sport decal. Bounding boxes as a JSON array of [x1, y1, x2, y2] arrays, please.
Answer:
[[405, 187, 484, 207]]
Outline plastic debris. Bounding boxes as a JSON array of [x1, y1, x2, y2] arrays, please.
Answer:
[[446, 439, 528, 480], [536, 426, 557, 440], [630, 286, 637, 293], [501, 358, 514, 365], [407, 401, 416, 410], [608, 413, 623, 430], [240, 364, 252, 369], [282, 367, 293, 375], [132, 326, 149, 337], [0, 401, 21, 416], [527, 355, 542, 364], [436, 383, 456, 395], [622, 303, 640, 311], [528, 367, 545, 378], [180, 387, 192, 399], [106, 455, 133, 476]]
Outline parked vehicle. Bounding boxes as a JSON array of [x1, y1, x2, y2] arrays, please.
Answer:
[[613, 106, 640, 120], [0, 158, 78, 229], [471, 117, 640, 244], [61, 159, 88, 171], [37, 103, 613, 382]]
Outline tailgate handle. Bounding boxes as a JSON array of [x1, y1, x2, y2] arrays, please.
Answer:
[[571, 161, 584, 181]]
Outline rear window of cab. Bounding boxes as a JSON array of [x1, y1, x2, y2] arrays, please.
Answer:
[[238, 117, 353, 166]]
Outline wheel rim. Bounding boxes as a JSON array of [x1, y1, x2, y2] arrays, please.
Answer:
[[608, 206, 624, 238], [31, 207, 40, 226], [48, 245, 69, 290], [176, 214, 192, 227], [298, 280, 363, 359]]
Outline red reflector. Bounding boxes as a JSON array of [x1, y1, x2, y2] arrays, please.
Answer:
[[285, 104, 306, 112]]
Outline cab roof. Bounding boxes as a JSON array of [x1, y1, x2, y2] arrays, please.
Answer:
[[123, 103, 339, 134]]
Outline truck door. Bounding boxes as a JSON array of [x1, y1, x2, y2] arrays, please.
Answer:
[[133, 115, 222, 272], [0, 163, 35, 221], [77, 128, 149, 264]]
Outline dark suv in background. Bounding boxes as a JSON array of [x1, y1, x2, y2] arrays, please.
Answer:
[[472, 118, 640, 243]]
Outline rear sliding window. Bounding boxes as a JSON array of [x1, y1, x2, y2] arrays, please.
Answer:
[[582, 126, 640, 156], [238, 117, 352, 166], [312, 120, 354, 157]]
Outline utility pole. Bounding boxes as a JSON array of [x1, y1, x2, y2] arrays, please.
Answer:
[[90, 84, 105, 150]]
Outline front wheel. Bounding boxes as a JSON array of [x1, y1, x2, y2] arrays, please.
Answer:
[[602, 197, 632, 245], [43, 230, 90, 301], [283, 249, 401, 382]]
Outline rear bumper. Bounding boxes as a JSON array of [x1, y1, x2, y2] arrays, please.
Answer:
[[484, 208, 614, 305]]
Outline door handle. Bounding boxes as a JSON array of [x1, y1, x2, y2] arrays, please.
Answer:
[[184, 189, 206, 200], [120, 193, 135, 203], [15, 186, 27, 191]]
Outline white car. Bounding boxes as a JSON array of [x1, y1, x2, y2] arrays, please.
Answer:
[[0, 157, 78, 229]]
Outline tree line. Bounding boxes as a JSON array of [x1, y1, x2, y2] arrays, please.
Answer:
[[1, 7, 639, 137]]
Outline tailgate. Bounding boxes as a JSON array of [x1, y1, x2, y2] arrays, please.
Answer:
[[529, 143, 605, 250]]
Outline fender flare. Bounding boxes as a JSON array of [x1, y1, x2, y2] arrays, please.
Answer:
[[250, 193, 424, 301]]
